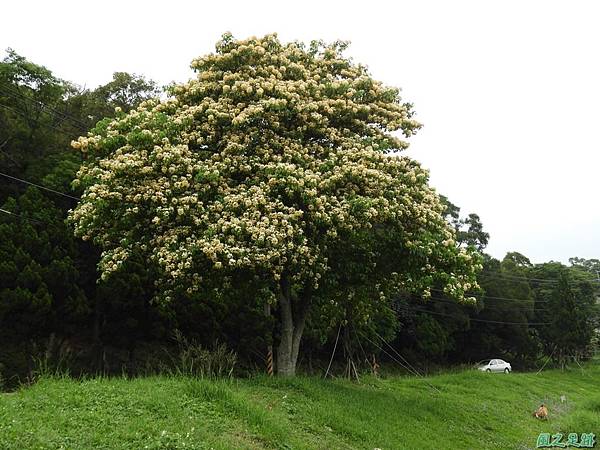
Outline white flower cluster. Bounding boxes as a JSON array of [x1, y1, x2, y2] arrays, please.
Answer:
[[69, 34, 480, 302]]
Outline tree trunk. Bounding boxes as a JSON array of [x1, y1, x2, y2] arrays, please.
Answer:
[[276, 276, 310, 377]]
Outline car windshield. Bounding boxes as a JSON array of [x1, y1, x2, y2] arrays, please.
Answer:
[[478, 360, 491, 366]]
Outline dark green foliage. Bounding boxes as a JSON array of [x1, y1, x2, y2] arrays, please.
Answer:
[[461, 253, 540, 366], [66, 71, 160, 125], [531, 263, 598, 367], [413, 314, 451, 358], [569, 257, 600, 275], [439, 195, 489, 251], [0, 189, 88, 330], [0, 50, 80, 202], [0, 188, 89, 382], [0, 50, 170, 385]]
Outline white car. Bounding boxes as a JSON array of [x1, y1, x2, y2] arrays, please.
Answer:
[[477, 359, 512, 373]]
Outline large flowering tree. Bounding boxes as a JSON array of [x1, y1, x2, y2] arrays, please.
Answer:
[[69, 34, 480, 376]]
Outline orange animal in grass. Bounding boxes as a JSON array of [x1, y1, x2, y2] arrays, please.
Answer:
[[533, 404, 548, 419]]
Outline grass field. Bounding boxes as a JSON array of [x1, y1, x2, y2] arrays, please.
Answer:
[[1, 362, 599, 449]]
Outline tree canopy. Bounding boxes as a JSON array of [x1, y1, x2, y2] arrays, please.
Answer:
[[69, 34, 481, 375]]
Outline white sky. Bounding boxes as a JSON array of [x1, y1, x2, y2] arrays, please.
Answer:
[[2, 0, 599, 264]]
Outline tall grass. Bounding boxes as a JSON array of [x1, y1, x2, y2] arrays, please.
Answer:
[[171, 330, 237, 379], [29, 333, 75, 381]]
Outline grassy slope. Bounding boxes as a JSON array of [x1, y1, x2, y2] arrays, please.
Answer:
[[1, 363, 599, 450]]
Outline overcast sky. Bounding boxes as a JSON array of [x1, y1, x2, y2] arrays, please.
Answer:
[[2, 0, 598, 264]]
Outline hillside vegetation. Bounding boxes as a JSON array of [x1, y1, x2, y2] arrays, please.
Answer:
[[1, 362, 599, 449]]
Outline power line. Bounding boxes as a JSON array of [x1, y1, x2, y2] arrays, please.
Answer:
[[0, 103, 80, 138], [1, 87, 87, 132], [429, 287, 550, 304], [351, 323, 371, 367], [481, 271, 600, 286], [323, 323, 342, 379], [481, 293, 549, 303], [410, 307, 551, 326], [358, 328, 424, 378], [361, 332, 415, 375], [480, 270, 600, 285], [0, 208, 43, 224], [356, 326, 442, 393], [423, 295, 548, 312], [369, 326, 439, 389], [1, 84, 89, 131], [479, 271, 558, 284], [0, 172, 80, 201], [427, 294, 544, 309]]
